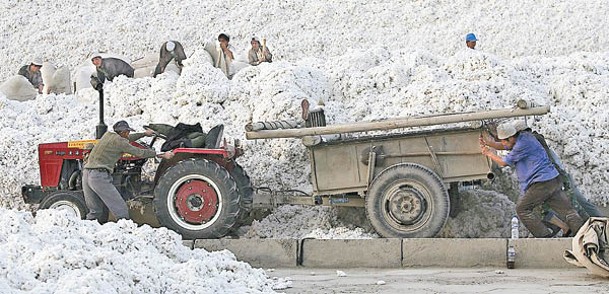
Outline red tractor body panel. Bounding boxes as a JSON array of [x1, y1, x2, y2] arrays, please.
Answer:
[[38, 140, 147, 188], [172, 147, 231, 158]]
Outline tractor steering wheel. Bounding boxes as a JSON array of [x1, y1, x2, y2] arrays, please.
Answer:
[[143, 126, 166, 148]]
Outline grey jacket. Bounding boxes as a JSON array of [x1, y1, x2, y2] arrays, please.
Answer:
[[154, 41, 187, 77], [95, 58, 135, 83], [84, 132, 156, 173], [18, 65, 44, 88]]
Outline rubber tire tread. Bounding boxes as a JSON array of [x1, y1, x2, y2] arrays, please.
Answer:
[[229, 163, 254, 228], [365, 163, 449, 238], [154, 158, 240, 239]]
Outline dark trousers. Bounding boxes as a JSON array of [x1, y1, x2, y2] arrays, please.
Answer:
[[517, 177, 584, 237], [82, 169, 130, 221]]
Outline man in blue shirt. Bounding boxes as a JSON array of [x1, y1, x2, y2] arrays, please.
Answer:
[[481, 122, 583, 237]]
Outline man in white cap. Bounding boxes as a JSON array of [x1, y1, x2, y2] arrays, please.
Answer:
[[83, 120, 174, 222], [18, 58, 44, 93], [480, 122, 583, 237], [512, 120, 604, 219], [153, 40, 187, 77], [90, 52, 135, 89]]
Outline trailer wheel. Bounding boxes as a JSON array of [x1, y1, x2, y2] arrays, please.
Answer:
[[448, 182, 461, 217], [365, 163, 449, 238], [154, 158, 241, 239], [229, 164, 254, 227], [39, 191, 109, 223]]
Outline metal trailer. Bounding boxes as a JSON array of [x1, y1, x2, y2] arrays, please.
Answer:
[[245, 101, 550, 238]]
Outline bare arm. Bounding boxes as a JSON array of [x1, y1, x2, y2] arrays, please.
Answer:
[[481, 145, 508, 167], [221, 44, 234, 60], [479, 132, 505, 150]]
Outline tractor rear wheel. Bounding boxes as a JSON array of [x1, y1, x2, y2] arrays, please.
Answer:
[[365, 163, 449, 238], [154, 158, 241, 239], [230, 163, 255, 228], [39, 190, 109, 222]]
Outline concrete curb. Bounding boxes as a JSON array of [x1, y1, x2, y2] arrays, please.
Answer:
[[403, 238, 507, 267], [300, 238, 402, 268], [192, 238, 575, 269], [508, 238, 572, 268], [194, 239, 298, 267]]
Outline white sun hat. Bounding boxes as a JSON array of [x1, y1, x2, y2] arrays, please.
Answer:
[[497, 123, 517, 140]]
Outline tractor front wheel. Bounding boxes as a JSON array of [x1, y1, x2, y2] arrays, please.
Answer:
[[39, 190, 109, 223], [154, 158, 241, 239], [40, 191, 87, 219]]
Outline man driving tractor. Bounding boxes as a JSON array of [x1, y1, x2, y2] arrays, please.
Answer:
[[82, 120, 174, 222]]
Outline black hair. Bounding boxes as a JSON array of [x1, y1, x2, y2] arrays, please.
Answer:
[[218, 33, 230, 42]]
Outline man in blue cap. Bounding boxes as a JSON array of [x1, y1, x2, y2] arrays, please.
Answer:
[[466, 33, 477, 49]]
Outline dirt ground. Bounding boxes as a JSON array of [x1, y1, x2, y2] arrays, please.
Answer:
[[269, 267, 609, 294]]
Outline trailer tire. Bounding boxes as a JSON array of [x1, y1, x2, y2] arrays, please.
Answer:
[[39, 190, 109, 223], [365, 163, 449, 238], [154, 158, 241, 239], [448, 182, 461, 218]]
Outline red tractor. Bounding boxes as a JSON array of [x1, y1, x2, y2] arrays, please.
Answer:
[[21, 125, 253, 239]]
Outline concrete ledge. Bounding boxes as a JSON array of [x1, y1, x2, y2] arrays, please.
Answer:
[[300, 239, 402, 268], [194, 239, 298, 267], [189, 238, 576, 269], [403, 238, 507, 267], [508, 238, 572, 268], [182, 240, 194, 249]]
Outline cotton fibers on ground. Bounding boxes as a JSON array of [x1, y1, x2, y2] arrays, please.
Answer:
[[0, 209, 288, 293]]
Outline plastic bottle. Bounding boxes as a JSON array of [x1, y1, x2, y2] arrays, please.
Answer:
[[507, 245, 516, 269], [511, 216, 519, 239]]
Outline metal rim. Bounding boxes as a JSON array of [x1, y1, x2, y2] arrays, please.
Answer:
[[48, 200, 83, 218], [167, 174, 223, 230], [382, 180, 433, 232]]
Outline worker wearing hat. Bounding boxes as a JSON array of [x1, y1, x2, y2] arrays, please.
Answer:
[[465, 33, 477, 50], [480, 122, 583, 237], [18, 58, 44, 94], [153, 40, 187, 77], [89, 52, 135, 90], [512, 120, 605, 225], [82, 120, 174, 222]]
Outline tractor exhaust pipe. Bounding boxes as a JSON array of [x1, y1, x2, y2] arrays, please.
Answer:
[[91, 77, 107, 139], [95, 88, 107, 139]]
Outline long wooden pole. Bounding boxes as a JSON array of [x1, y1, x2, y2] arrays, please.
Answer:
[[245, 105, 550, 139]]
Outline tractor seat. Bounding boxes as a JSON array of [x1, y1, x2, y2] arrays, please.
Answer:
[[204, 124, 224, 149]]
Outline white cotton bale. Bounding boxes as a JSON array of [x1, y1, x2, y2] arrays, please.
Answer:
[[74, 64, 96, 92], [164, 63, 180, 74], [40, 61, 56, 94], [132, 53, 158, 78], [203, 41, 220, 66], [0, 75, 38, 101], [50, 66, 72, 94], [233, 61, 250, 74]]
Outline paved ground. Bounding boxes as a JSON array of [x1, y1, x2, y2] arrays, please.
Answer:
[[269, 267, 609, 294]]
